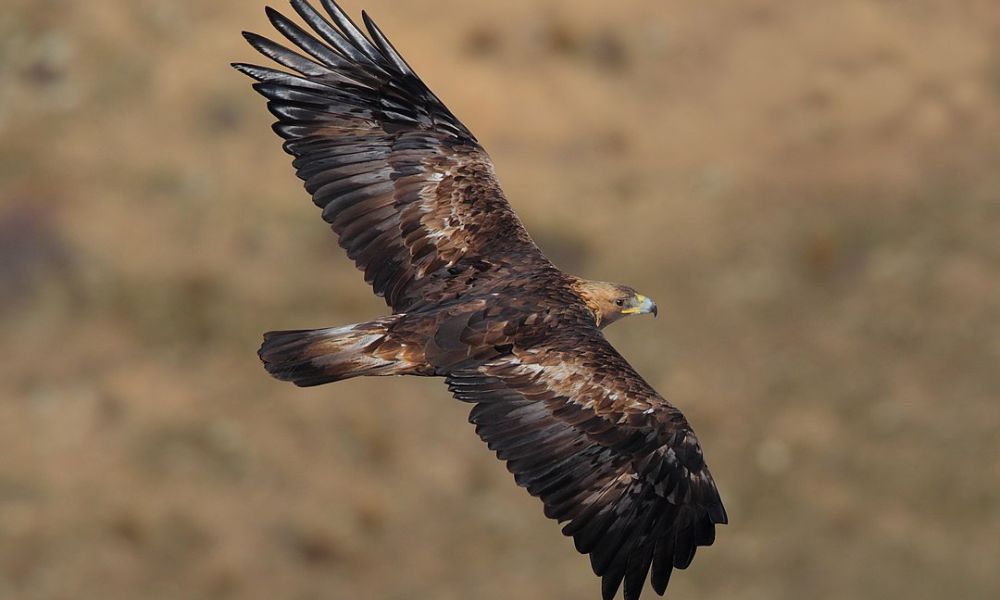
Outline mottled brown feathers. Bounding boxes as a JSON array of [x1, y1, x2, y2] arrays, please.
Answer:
[[235, 1, 546, 313], [237, 3, 725, 599]]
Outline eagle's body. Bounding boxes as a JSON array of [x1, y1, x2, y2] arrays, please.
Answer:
[[236, 2, 727, 599]]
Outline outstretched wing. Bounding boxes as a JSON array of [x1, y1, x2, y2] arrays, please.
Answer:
[[447, 330, 727, 600], [234, 0, 547, 312]]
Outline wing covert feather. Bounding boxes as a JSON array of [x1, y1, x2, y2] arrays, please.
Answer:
[[235, 1, 548, 312], [447, 331, 727, 600]]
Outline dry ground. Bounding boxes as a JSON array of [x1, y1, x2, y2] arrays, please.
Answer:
[[1, 1, 999, 599]]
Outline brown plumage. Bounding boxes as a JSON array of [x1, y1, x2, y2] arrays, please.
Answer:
[[236, 2, 726, 599]]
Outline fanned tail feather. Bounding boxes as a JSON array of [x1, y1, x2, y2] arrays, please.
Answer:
[[259, 316, 423, 386]]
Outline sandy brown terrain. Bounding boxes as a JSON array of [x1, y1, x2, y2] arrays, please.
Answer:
[[1, 0, 999, 599]]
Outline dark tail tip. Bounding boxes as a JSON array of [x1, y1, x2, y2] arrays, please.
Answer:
[[258, 329, 343, 387]]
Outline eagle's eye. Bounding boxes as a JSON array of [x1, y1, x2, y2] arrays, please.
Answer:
[[615, 298, 625, 307]]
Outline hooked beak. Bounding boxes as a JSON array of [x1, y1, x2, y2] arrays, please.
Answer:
[[622, 294, 658, 317]]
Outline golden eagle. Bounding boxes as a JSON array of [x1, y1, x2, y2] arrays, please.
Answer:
[[235, 2, 727, 598]]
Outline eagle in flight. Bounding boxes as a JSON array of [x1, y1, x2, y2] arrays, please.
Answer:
[[235, 2, 727, 598]]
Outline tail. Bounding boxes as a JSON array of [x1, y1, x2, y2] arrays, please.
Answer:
[[258, 316, 424, 387]]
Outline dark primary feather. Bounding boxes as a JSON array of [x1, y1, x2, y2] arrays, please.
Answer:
[[237, 3, 727, 599], [234, 1, 548, 313], [446, 321, 727, 600]]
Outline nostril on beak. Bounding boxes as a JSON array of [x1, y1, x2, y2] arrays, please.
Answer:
[[637, 296, 657, 317]]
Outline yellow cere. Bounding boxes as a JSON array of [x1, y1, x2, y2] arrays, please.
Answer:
[[621, 294, 646, 314]]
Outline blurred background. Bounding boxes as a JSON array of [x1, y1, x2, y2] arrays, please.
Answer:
[[2, 0, 999, 599]]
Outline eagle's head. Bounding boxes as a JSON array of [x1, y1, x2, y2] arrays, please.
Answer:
[[571, 279, 658, 329]]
